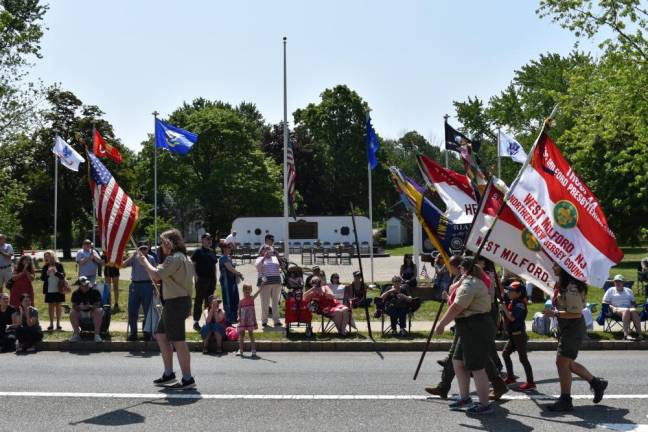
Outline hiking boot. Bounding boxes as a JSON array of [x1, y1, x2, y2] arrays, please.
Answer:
[[590, 377, 608, 404], [466, 403, 494, 415], [153, 372, 176, 386], [519, 382, 536, 391], [449, 397, 473, 411], [546, 395, 574, 412], [489, 384, 509, 400], [424, 385, 449, 399]]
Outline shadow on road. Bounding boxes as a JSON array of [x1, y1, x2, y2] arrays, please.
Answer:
[[69, 400, 149, 427]]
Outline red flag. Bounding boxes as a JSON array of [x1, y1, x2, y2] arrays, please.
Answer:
[[93, 129, 122, 164]]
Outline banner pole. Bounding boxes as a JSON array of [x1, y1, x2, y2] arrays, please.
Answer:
[[91, 125, 97, 247], [282, 37, 289, 252], [368, 161, 374, 284], [443, 114, 450, 168], [152, 111, 159, 246], [54, 150, 58, 252], [497, 128, 501, 179]]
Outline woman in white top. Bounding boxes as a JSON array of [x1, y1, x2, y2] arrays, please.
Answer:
[[255, 245, 282, 327], [328, 273, 346, 301]]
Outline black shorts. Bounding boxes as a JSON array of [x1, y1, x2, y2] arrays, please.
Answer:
[[104, 266, 120, 278], [45, 292, 65, 303], [453, 313, 494, 371], [557, 317, 585, 360], [156, 296, 191, 342]]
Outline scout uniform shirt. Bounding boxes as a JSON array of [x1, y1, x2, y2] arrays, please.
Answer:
[[453, 275, 491, 319], [158, 252, 194, 300]]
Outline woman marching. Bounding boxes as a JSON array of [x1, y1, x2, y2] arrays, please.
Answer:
[[543, 263, 607, 411]]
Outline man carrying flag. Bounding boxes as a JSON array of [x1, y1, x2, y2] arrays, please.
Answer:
[[94, 129, 122, 164]]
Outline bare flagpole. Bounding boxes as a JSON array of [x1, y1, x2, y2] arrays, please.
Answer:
[[443, 114, 449, 168], [152, 111, 159, 246], [54, 146, 58, 252], [497, 127, 502, 179], [282, 37, 290, 252]]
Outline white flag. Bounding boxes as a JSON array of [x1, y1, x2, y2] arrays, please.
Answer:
[[499, 131, 527, 164], [52, 136, 85, 171]]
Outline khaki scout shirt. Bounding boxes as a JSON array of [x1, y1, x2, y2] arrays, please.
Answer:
[[556, 282, 586, 314], [157, 252, 194, 300], [454, 276, 491, 319]]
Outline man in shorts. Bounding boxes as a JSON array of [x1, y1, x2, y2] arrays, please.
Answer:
[[69, 276, 104, 342]]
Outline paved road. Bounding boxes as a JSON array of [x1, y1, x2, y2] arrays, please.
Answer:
[[1, 351, 646, 431]]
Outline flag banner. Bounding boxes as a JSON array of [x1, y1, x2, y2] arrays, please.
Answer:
[[390, 167, 468, 263], [460, 142, 488, 194], [88, 153, 139, 267], [366, 114, 380, 170], [93, 129, 122, 164], [287, 138, 297, 205], [417, 154, 478, 224], [154, 118, 198, 155], [507, 133, 623, 287], [52, 136, 85, 171], [466, 180, 556, 295], [444, 122, 469, 152], [499, 131, 527, 164]]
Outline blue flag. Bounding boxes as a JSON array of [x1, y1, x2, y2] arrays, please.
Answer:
[[155, 118, 198, 155], [366, 114, 380, 170]]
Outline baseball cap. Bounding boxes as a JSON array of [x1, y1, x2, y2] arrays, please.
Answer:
[[353, 270, 361, 277], [613, 274, 625, 282], [508, 281, 522, 292], [201, 232, 212, 239], [77, 276, 91, 286]]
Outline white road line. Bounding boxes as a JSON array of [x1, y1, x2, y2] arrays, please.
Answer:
[[0, 392, 647, 401]]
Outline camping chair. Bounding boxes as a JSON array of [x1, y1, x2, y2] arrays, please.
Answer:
[[597, 303, 643, 333], [377, 284, 413, 336], [640, 302, 648, 331], [319, 303, 356, 336]]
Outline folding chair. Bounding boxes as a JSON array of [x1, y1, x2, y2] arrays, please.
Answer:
[[319, 307, 356, 335], [338, 248, 352, 265], [301, 247, 313, 265], [313, 247, 326, 265], [598, 303, 623, 332], [377, 284, 413, 336]]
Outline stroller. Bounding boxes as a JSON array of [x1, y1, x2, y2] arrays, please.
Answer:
[[282, 263, 314, 337]]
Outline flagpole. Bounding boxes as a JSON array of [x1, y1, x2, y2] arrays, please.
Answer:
[[91, 125, 97, 247], [443, 114, 449, 168], [54, 149, 58, 252], [368, 160, 374, 284], [497, 127, 501, 179], [152, 111, 159, 246], [282, 37, 289, 252]]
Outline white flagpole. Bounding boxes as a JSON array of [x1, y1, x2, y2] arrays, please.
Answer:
[[54, 151, 58, 252], [497, 128, 501, 179], [282, 37, 289, 253], [368, 161, 374, 284], [152, 111, 159, 246]]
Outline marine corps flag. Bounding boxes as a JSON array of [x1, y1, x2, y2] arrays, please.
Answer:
[[93, 129, 122, 164], [506, 132, 623, 287]]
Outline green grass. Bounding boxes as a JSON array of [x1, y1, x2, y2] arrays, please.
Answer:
[[384, 245, 413, 256]]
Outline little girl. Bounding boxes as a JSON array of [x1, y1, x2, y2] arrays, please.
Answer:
[[201, 296, 227, 354], [237, 284, 261, 357], [500, 281, 535, 390]]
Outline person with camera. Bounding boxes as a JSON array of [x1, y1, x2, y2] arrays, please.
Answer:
[[138, 229, 195, 390], [40, 250, 66, 331], [69, 276, 104, 343], [200, 295, 227, 354], [191, 233, 218, 332], [122, 240, 157, 341], [256, 244, 282, 327], [13, 293, 43, 352], [0, 234, 14, 293], [76, 239, 102, 286], [9, 255, 35, 308]]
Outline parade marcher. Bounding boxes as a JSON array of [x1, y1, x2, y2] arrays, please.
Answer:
[[0, 292, 17, 352], [543, 263, 607, 411], [476, 256, 505, 376], [69, 276, 104, 342], [400, 254, 418, 288], [602, 274, 643, 341], [256, 244, 282, 327], [191, 233, 218, 332], [9, 255, 35, 308], [76, 239, 102, 286], [101, 250, 121, 313], [139, 228, 196, 390], [237, 284, 261, 357], [434, 256, 498, 415], [122, 241, 157, 341], [219, 240, 243, 324], [13, 293, 43, 352], [0, 234, 14, 293], [500, 281, 535, 390], [40, 250, 66, 331]]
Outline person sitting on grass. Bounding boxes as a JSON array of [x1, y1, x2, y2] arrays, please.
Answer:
[[0, 292, 17, 352], [603, 274, 644, 341], [201, 296, 228, 354], [69, 276, 104, 343], [13, 293, 43, 353]]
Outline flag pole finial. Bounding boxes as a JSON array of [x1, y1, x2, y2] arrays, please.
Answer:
[[152, 111, 159, 118], [443, 113, 449, 123]]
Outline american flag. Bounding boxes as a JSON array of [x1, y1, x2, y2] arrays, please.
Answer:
[[420, 264, 431, 281], [88, 153, 139, 267], [287, 139, 296, 205]]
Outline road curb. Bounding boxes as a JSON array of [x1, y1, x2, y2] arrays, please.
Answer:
[[34, 339, 648, 353]]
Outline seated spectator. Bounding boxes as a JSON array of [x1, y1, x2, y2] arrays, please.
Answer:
[[346, 270, 372, 308], [305, 266, 326, 287], [0, 292, 17, 352], [328, 273, 346, 301], [303, 276, 351, 336], [13, 293, 43, 352], [69, 276, 104, 343], [375, 276, 421, 336], [603, 274, 643, 341], [400, 254, 418, 288], [200, 296, 227, 354]]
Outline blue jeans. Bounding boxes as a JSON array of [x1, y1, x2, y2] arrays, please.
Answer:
[[389, 308, 407, 331], [220, 276, 239, 324], [128, 281, 154, 335]]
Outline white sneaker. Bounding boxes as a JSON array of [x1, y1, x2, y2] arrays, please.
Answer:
[[69, 334, 82, 342], [94, 334, 103, 343]]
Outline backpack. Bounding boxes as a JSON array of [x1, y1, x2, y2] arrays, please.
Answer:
[[531, 312, 551, 336]]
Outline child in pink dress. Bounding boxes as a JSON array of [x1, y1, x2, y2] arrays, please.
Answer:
[[237, 284, 260, 357]]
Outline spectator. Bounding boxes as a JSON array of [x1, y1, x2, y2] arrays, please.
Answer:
[[69, 276, 104, 343], [9, 255, 35, 308], [256, 245, 282, 327], [0, 292, 17, 352], [0, 234, 14, 293], [191, 233, 218, 332], [76, 239, 102, 286], [201, 296, 227, 354], [329, 273, 346, 300], [237, 284, 261, 357], [225, 230, 237, 249], [138, 228, 196, 390], [377, 276, 414, 336], [638, 258, 648, 297], [303, 276, 351, 336], [257, 234, 275, 256], [13, 293, 43, 353], [345, 270, 371, 308], [219, 240, 242, 324], [101, 250, 121, 313], [603, 274, 643, 341], [305, 266, 326, 287], [122, 241, 157, 341], [433, 255, 451, 294], [400, 254, 418, 288], [40, 250, 65, 331]]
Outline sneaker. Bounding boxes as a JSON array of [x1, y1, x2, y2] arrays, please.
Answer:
[[69, 333, 82, 342], [546, 396, 574, 412], [449, 397, 473, 411], [637, 334, 644, 341], [47, 325, 53, 331], [437, 358, 448, 368], [127, 334, 138, 342], [466, 403, 494, 415], [504, 376, 517, 385], [94, 334, 103, 343], [26, 346, 36, 353], [274, 321, 283, 327], [251, 352, 258, 358], [262, 322, 269, 327], [489, 384, 509, 400], [624, 335, 636, 341], [56, 325, 62, 331], [168, 377, 196, 390], [519, 382, 536, 391], [112, 304, 120, 313], [399, 328, 408, 337], [590, 377, 608, 404], [424, 385, 449, 399], [153, 372, 176, 386], [193, 322, 201, 332]]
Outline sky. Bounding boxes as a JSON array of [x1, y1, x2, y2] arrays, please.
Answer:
[[33, 0, 589, 151]]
